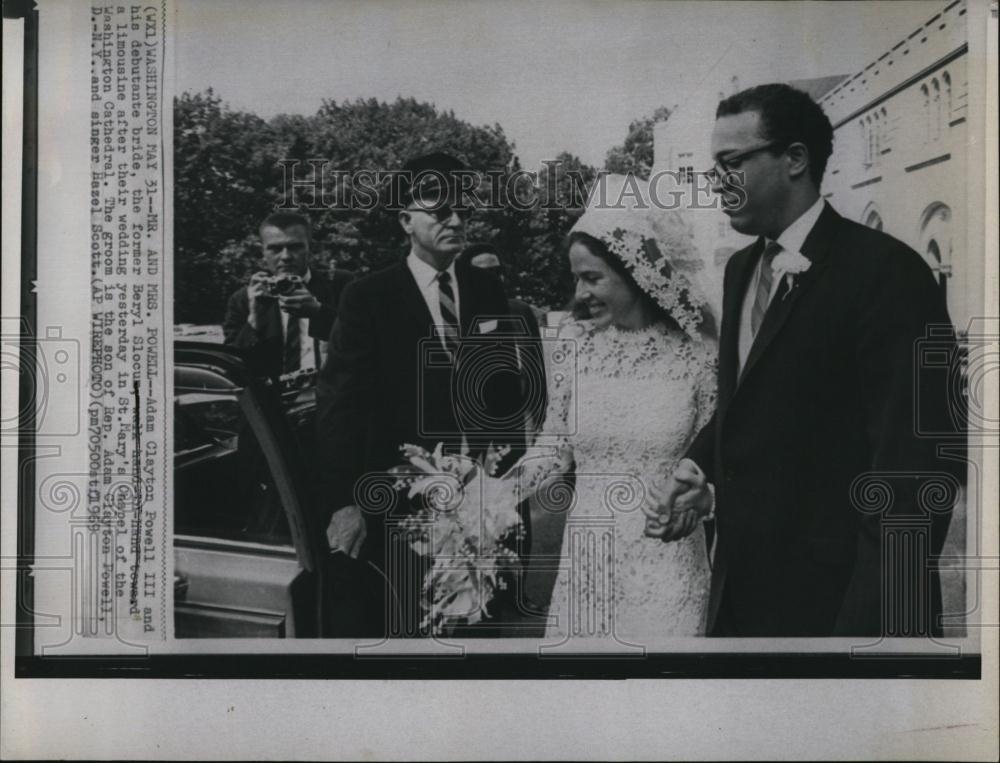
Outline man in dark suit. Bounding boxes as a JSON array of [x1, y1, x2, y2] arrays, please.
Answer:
[[316, 153, 532, 637], [463, 241, 548, 432], [222, 211, 354, 381], [661, 84, 964, 637]]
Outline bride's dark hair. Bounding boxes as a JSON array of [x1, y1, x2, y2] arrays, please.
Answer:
[[566, 231, 681, 332]]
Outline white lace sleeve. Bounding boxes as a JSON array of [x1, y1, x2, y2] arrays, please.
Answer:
[[690, 338, 718, 519], [511, 321, 581, 500], [692, 339, 718, 437]]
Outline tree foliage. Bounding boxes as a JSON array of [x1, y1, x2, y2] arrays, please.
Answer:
[[603, 105, 672, 179], [174, 90, 610, 323], [174, 90, 287, 323]]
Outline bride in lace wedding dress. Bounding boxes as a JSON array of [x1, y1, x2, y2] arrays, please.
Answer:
[[518, 175, 718, 642]]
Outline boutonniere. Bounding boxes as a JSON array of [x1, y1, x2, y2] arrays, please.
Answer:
[[771, 251, 812, 299]]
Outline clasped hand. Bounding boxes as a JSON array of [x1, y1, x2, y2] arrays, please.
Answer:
[[642, 458, 713, 541]]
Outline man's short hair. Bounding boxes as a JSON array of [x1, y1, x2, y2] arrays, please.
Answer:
[[716, 83, 834, 186], [260, 211, 312, 240]]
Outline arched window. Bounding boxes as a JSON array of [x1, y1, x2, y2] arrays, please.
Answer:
[[926, 241, 946, 292], [862, 202, 884, 232], [920, 84, 930, 142], [873, 111, 881, 163], [931, 78, 941, 140], [927, 240, 941, 265], [865, 210, 884, 231], [919, 203, 952, 302], [880, 107, 888, 152], [943, 71, 952, 123], [866, 116, 874, 165]]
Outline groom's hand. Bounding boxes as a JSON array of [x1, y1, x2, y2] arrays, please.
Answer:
[[642, 460, 713, 541], [327, 505, 366, 559]]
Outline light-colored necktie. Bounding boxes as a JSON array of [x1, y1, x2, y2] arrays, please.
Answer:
[[751, 241, 783, 336]]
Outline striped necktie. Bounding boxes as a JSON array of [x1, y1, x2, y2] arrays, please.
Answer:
[[751, 241, 783, 336], [437, 270, 460, 359]]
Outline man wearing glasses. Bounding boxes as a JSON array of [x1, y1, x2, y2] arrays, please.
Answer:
[[316, 152, 528, 637], [668, 84, 964, 638]]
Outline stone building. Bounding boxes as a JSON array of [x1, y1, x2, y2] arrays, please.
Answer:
[[819, 0, 971, 329], [652, 0, 974, 330]]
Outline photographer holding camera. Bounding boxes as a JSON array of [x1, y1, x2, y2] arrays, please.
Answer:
[[223, 211, 354, 381]]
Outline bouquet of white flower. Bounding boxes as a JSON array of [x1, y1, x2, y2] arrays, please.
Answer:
[[388, 442, 525, 635]]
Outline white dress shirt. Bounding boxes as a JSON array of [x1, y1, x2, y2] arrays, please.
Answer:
[[737, 197, 826, 372], [278, 268, 324, 372], [406, 251, 461, 351]]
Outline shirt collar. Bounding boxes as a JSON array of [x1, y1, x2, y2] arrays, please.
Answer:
[[406, 250, 456, 288], [772, 196, 826, 255], [302, 267, 312, 285]]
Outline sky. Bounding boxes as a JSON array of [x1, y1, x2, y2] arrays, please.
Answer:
[[174, 0, 947, 170]]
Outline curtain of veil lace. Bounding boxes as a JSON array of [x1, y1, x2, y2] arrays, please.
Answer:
[[570, 172, 718, 342]]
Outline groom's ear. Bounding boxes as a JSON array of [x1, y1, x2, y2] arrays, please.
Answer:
[[398, 209, 414, 235], [786, 141, 811, 181]]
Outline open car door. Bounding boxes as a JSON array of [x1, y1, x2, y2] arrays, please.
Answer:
[[172, 342, 324, 638]]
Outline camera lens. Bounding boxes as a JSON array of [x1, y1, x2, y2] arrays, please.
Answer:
[[278, 275, 302, 295]]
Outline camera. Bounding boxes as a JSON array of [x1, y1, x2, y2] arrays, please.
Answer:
[[1, 318, 81, 437], [263, 273, 304, 297]]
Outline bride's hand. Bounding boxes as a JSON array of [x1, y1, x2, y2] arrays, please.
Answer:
[[662, 510, 702, 542], [642, 476, 684, 539]]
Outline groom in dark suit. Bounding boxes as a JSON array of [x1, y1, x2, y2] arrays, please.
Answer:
[[316, 152, 531, 637], [671, 84, 964, 637]]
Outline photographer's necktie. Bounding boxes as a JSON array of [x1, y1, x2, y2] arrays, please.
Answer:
[[751, 241, 783, 336], [437, 270, 460, 360], [283, 314, 301, 373]]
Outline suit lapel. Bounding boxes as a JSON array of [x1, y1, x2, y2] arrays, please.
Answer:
[[305, 273, 326, 367], [735, 204, 839, 388], [391, 260, 436, 330], [388, 258, 497, 341]]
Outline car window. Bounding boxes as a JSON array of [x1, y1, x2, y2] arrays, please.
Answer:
[[174, 367, 292, 546]]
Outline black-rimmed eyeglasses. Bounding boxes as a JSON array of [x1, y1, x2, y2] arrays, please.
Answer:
[[705, 140, 783, 183]]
